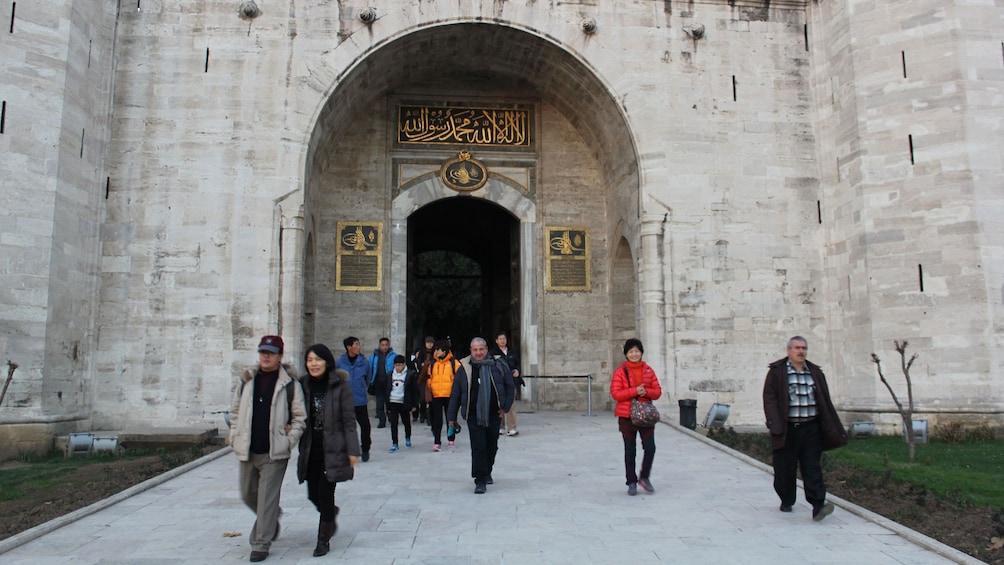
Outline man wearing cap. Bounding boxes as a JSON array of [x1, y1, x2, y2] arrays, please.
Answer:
[[229, 335, 307, 562]]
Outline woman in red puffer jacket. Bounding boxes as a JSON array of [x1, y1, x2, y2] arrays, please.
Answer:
[[609, 338, 663, 496]]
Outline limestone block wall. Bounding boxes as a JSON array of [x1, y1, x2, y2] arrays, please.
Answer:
[[0, 0, 978, 441], [617, 2, 822, 421], [810, 0, 1004, 427], [92, 0, 826, 429], [0, 0, 116, 448], [97, 0, 310, 428]]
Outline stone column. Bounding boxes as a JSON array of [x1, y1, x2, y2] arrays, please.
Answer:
[[278, 202, 304, 362], [639, 213, 668, 384]]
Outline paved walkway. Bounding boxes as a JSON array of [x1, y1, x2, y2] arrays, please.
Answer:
[[0, 412, 980, 564]]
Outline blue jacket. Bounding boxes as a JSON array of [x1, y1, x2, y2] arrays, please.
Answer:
[[336, 353, 371, 407], [369, 347, 397, 393]]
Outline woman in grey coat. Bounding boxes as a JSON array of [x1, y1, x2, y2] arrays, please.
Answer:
[[297, 343, 361, 557]]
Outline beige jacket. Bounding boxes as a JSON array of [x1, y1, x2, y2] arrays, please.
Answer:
[[229, 363, 307, 461]]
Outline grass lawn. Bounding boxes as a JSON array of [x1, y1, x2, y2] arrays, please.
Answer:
[[827, 435, 1004, 507]]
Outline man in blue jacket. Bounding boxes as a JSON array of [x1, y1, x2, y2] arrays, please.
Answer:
[[370, 337, 396, 429], [336, 336, 372, 461]]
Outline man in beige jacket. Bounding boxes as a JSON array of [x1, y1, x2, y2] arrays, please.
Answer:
[[230, 335, 307, 562]]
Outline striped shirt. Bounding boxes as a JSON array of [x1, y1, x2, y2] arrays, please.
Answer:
[[786, 360, 817, 422]]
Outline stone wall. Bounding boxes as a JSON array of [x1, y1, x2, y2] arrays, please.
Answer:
[[2, 1, 1001, 450], [0, 0, 117, 449]]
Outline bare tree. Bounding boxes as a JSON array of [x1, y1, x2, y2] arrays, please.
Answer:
[[870, 341, 919, 461], [1, 360, 17, 408]]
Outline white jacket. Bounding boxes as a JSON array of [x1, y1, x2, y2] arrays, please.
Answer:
[[229, 364, 307, 461]]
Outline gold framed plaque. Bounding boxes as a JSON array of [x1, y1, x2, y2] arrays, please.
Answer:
[[335, 222, 382, 291], [545, 227, 589, 291], [398, 103, 533, 147]]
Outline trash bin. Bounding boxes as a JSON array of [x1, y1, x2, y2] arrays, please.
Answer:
[[678, 399, 697, 430]]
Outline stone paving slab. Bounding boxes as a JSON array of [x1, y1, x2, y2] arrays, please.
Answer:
[[0, 412, 978, 564]]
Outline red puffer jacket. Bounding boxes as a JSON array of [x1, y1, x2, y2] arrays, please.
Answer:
[[609, 361, 662, 418]]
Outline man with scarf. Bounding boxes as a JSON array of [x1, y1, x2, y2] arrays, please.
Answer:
[[448, 337, 515, 494]]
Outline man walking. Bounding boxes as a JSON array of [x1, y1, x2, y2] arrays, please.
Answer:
[[337, 336, 372, 462], [762, 336, 847, 521], [448, 337, 515, 494], [229, 335, 307, 562], [370, 337, 396, 429]]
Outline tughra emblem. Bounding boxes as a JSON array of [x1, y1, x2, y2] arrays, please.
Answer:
[[440, 150, 489, 192]]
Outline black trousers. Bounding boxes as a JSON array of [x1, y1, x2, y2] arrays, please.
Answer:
[[354, 405, 371, 453], [468, 414, 501, 482], [305, 456, 337, 521], [387, 402, 412, 444], [429, 397, 455, 444], [772, 419, 826, 509], [375, 392, 387, 426], [618, 417, 656, 485]]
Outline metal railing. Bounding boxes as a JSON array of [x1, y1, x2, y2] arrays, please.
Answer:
[[522, 374, 595, 416]]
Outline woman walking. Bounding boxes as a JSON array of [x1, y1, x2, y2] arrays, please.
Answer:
[[297, 343, 360, 557], [609, 338, 663, 496]]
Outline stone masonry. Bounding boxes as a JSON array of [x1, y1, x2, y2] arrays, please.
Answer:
[[0, 0, 1000, 454]]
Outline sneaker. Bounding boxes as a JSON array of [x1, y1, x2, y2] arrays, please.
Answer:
[[405, 438, 412, 448], [627, 482, 637, 496], [813, 502, 834, 522], [499, 428, 505, 436], [433, 444, 441, 452], [507, 429, 519, 437], [448, 440, 455, 446], [474, 481, 487, 494], [638, 477, 655, 494], [389, 444, 399, 453], [486, 475, 494, 485], [779, 504, 793, 513]]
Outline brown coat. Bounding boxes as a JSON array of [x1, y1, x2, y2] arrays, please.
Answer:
[[762, 357, 848, 452]]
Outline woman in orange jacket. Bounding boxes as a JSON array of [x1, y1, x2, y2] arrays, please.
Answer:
[[609, 338, 663, 496]]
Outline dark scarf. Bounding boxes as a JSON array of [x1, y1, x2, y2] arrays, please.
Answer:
[[472, 359, 495, 427]]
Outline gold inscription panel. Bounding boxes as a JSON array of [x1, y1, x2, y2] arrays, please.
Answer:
[[398, 104, 533, 147], [336, 222, 382, 291], [545, 227, 589, 291]]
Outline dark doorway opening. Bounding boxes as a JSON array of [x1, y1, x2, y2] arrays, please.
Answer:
[[406, 197, 519, 360]]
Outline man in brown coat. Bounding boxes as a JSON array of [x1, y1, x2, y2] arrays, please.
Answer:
[[763, 336, 847, 521]]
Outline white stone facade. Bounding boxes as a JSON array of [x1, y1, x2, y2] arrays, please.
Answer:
[[0, 0, 1000, 453]]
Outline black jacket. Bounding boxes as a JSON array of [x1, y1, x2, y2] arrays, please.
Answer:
[[762, 357, 847, 452]]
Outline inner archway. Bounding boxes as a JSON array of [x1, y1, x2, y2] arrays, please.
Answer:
[[301, 21, 642, 396], [406, 198, 518, 359]]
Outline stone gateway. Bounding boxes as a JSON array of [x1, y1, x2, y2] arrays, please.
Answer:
[[1, 1, 1001, 454]]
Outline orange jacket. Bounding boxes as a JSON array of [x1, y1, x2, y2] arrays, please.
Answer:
[[429, 353, 459, 399]]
